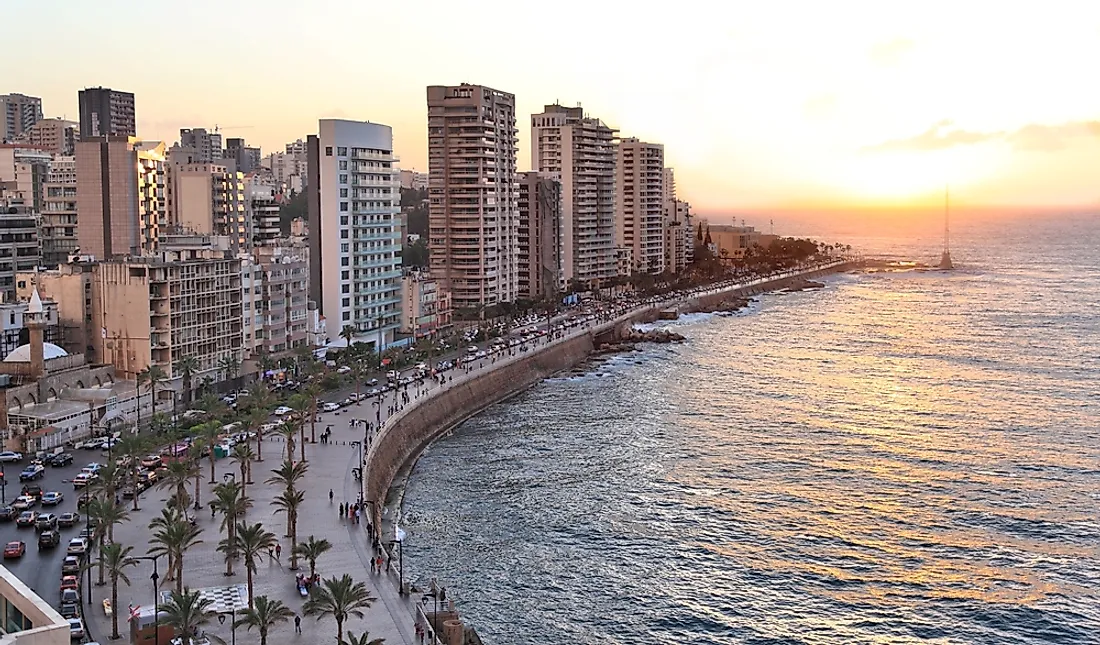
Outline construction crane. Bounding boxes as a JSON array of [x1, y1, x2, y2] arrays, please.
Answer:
[[214, 124, 254, 133]]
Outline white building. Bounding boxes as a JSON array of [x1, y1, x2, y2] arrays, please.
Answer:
[[306, 120, 402, 351], [615, 137, 665, 275], [0, 565, 69, 644]]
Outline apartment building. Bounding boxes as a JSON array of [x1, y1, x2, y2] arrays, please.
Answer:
[[135, 141, 168, 254], [255, 241, 309, 355], [246, 174, 283, 246], [18, 118, 78, 156], [306, 119, 402, 350], [517, 171, 563, 300], [75, 136, 139, 259], [226, 137, 261, 173], [165, 152, 248, 250], [427, 84, 520, 309], [615, 138, 665, 275], [0, 93, 43, 142], [399, 269, 452, 338], [0, 145, 50, 213], [0, 197, 40, 301], [531, 103, 618, 288], [78, 86, 136, 137], [179, 128, 223, 162], [41, 156, 78, 267], [399, 169, 428, 190]]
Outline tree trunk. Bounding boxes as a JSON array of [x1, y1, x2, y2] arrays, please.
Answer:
[[310, 399, 317, 443], [240, 465, 247, 498], [256, 430, 263, 462], [246, 563, 254, 608], [132, 471, 140, 511], [208, 453, 216, 484], [337, 616, 344, 644], [289, 510, 299, 570], [111, 577, 120, 639], [177, 554, 184, 593]]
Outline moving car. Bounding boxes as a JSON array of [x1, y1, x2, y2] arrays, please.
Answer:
[[71, 473, 96, 489], [322, 402, 340, 413], [61, 555, 81, 575], [274, 406, 293, 416], [18, 465, 44, 481], [38, 529, 61, 549], [140, 455, 163, 469], [35, 513, 58, 532], [15, 511, 37, 527], [57, 512, 81, 528], [60, 589, 79, 606], [0, 451, 23, 463], [78, 438, 105, 450], [0, 506, 14, 521], [47, 452, 74, 467], [11, 496, 36, 511], [60, 602, 79, 619], [3, 541, 25, 559], [41, 491, 64, 506], [20, 484, 42, 500], [66, 537, 88, 555], [336, 365, 352, 374]]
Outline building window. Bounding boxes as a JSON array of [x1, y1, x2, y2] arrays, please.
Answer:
[[341, 230, 348, 239], [325, 147, 333, 156], [342, 312, 350, 320], [339, 175, 347, 184], [341, 243, 349, 252], [339, 161, 348, 171], [341, 270, 349, 279], [340, 202, 349, 212], [341, 258, 349, 266], [340, 216, 348, 225], [338, 147, 347, 156], [340, 188, 348, 198], [342, 284, 350, 293], [342, 297, 350, 306]]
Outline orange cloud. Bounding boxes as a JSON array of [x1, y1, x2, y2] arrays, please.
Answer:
[[863, 120, 1002, 152]]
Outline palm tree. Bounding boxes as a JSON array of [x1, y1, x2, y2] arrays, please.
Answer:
[[212, 481, 252, 576], [341, 632, 386, 645], [231, 443, 255, 496], [228, 522, 277, 607], [158, 588, 218, 645], [218, 354, 242, 383], [340, 324, 356, 349], [272, 488, 304, 567], [188, 443, 206, 509], [303, 574, 376, 644], [305, 382, 322, 447], [200, 422, 222, 483], [148, 509, 204, 593], [176, 355, 200, 407], [289, 394, 311, 462], [139, 364, 170, 419], [99, 542, 139, 639], [115, 435, 149, 511], [86, 499, 130, 584], [159, 459, 199, 512], [274, 422, 297, 460], [234, 595, 295, 645], [294, 535, 332, 579], [266, 459, 309, 492]]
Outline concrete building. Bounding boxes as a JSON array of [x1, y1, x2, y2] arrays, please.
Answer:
[[0, 564, 69, 644], [262, 151, 307, 194], [75, 136, 138, 259], [306, 119, 402, 350], [707, 224, 774, 262], [17, 118, 78, 156], [135, 141, 168, 254], [615, 138, 665, 275], [517, 171, 562, 301], [427, 84, 520, 310], [0, 197, 41, 302], [165, 153, 248, 251], [77, 86, 135, 138], [399, 169, 428, 190], [0, 94, 43, 143], [178, 128, 223, 163], [399, 270, 452, 338], [531, 103, 618, 289], [225, 137, 261, 173], [0, 296, 61, 359], [253, 240, 309, 356], [661, 169, 693, 274], [0, 145, 50, 217], [245, 174, 283, 246], [285, 138, 307, 156]]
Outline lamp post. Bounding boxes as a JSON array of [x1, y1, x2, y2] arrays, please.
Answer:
[[350, 440, 362, 466], [217, 608, 237, 645], [135, 554, 164, 645]]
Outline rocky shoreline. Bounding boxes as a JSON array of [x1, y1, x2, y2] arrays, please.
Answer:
[[593, 328, 686, 355]]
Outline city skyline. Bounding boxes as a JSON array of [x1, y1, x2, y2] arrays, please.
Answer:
[[6, 0, 1100, 213]]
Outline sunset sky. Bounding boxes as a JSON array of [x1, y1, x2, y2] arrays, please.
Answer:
[[7, 0, 1100, 215]]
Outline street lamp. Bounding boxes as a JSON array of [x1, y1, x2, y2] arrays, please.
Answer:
[[350, 440, 362, 466], [135, 554, 164, 645], [217, 608, 237, 645]]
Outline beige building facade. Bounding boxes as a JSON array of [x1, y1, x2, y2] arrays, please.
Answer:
[[166, 155, 248, 250], [531, 104, 618, 288], [615, 138, 665, 275], [399, 270, 452, 338], [75, 136, 140, 259], [0, 564, 69, 645], [427, 84, 520, 309]]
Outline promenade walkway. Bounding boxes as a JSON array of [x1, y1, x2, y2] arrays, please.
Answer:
[[84, 261, 847, 645]]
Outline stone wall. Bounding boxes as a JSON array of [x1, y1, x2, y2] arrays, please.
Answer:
[[365, 330, 596, 523]]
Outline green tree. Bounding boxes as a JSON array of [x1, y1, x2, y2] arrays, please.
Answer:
[[226, 522, 277, 607], [211, 480, 252, 576], [272, 488, 304, 568], [303, 574, 376, 644], [87, 499, 130, 584], [158, 588, 219, 645], [293, 535, 332, 579], [99, 543, 139, 640], [231, 443, 256, 496], [341, 632, 386, 645], [138, 364, 170, 419], [175, 355, 200, 406], [247, 408, 269, 463], [219, 354, 242, 382], [115, 435, 149, 511], [233, 595, 295, 645], [199, 422, 222, 483], [158, 459, 199, 513], [148, 509, 204, 593]]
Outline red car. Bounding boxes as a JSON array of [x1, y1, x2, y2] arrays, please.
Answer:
[[60, 575, 79, 594], [3, 541, 26, 559]]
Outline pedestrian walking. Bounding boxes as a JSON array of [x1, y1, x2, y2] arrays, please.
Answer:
[[294, 614, 302, 634], [328, 488, 334, 503], [370, 556, 376, 574], [339, 502, 345, 517], [275, 542, 282, 561], [355, 508, 361, 524]]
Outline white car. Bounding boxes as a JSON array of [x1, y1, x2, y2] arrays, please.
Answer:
[[274, 406, 293, 416], [322, 402, 340, 413], [66, 537, 88, 555], [336, 366, 352, 374], [68, 618, 85, 640], [0, 451, 23, 463]]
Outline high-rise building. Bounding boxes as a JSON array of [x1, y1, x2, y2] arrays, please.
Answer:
[[179, 128, 223, 163], [252, 240, 310, 356], [226, 138, 261, 173], [0, 93, 43, 142], [306, 119, 402, 349], [165, 150, 248, 251], [531, 103, 618, 288], [615, 137, 665, 275], [19, 117, 78, 155], [78, 87, 136, 138], [517, 171, 563, 300], [0, 195, 41, 301], [426, 84, 520, 309], [245, 174, 283, 246], [41, 156, 79, 267], [399, 269, 452, 338], [0, 144, 51, 211], [135, 141, 168, 254], [75, 136, 139, 259]]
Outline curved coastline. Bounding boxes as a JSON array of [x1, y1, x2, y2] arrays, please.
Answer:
[[361, 261, 853, 640]]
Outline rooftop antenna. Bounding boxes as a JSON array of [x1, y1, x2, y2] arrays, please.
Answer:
[[939, 185, 954, 270], [770, 219, 774, 235]]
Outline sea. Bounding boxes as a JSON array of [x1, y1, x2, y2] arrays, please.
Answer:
[[398, 211, 1100, 644]]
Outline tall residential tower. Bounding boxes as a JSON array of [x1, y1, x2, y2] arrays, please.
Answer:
[[426, 84, 519, 309], [78, 87, 136, 138], [615, 137, 665, 274]]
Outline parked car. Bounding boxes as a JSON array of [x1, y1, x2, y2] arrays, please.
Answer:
[[81, 463, 103, 474], [66, 537, 88, 556], [0, 451, 23, 463], [60, 588, 79, 606], [61, 555, 81, 575], [46, 452, 73, 467], [274, 406, 293, 416], [336, 365, 352, 374], [12, 496, 37, 511], [68, 618, 85, 640], [0, 506, 14, 521], [3, 541, 25, 559], [140, 455, 163, 469], [322, 402, 340, 413], [78, 438, 105, 450], [38, 529, 61, 549], [59, 575, 79, 594], [17, 465, 44, 481], [35, 513, 58, 532], [41, 491, 64, 506], [57, 512, 80, 528]]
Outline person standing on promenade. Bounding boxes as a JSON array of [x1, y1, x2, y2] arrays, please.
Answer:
[[294, 614, 301, 634], [275, 542, 282, 561]]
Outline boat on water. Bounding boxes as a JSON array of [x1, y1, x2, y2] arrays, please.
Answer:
[[938, 186, 954, 270]]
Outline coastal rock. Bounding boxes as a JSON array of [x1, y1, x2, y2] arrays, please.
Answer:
[[783, 278, 826, 292]]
